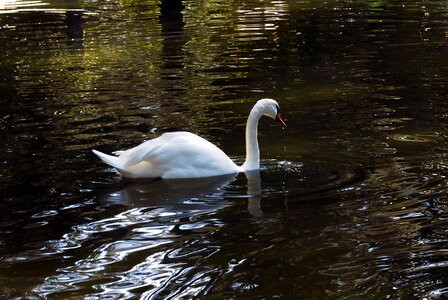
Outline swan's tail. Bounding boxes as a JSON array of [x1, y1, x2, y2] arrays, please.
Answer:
[[92, 149, 125, 172]]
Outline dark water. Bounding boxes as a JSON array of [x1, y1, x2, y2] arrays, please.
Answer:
[[1, 0, 448, 298]]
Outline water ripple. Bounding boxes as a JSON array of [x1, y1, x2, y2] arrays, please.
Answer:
[[2, 0, 448, 298]]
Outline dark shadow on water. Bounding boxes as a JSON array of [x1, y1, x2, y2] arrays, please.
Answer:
[[99, 171, 269, 217], [98, 158, 371, 214], [100, 174, 238, 208]]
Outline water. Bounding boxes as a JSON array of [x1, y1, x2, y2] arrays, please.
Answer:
[[1, 0, 448, 298]]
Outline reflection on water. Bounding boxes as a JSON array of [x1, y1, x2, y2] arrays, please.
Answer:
[[101, 174, 237, 207], [22, 173, 258, 298], [1, 0, 448, 298]]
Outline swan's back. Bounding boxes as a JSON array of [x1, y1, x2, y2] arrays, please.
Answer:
[[94, 132, 239, 179]]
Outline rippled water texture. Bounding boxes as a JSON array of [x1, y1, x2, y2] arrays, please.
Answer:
[[1, 0, 448, 298]]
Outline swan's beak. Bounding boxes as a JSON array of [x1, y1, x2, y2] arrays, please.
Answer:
[[275, 112, 286, 127]]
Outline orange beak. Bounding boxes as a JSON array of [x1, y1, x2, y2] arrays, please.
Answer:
[[275, 112, 286, 127]]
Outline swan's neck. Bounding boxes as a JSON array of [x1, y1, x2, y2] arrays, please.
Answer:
[[241, 107, 262, 171]]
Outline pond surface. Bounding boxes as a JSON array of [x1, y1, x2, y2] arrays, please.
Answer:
[[1, 0, 448, 298]]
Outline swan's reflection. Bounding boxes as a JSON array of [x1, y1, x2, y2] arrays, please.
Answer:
[[246, 170, 284, 234], [101, 172, 263, 216], [246, 170, 263, 217], [102, 174, 235, 207]]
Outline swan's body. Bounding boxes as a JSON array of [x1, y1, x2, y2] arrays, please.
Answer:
[[93, 132, 238, 178], [93, 98, 286, 179]]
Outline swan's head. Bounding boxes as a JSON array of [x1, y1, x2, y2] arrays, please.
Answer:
[[256, 98, 286, 127]]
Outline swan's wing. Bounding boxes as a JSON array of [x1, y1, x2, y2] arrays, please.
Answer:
[[119, 136, 166, 166], [119, 132, 211, 166], [116, 131, 238, 178]]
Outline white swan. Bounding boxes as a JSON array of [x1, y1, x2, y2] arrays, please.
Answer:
[[92, 98, 286, 179]]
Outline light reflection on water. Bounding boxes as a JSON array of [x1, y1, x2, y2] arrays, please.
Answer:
[[27, 173, 254, 298], [0, 0, 49, 12], [1, 0, 448, 298]]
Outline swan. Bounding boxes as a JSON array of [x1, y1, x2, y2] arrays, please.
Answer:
[[92, 98, 286, 179]]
